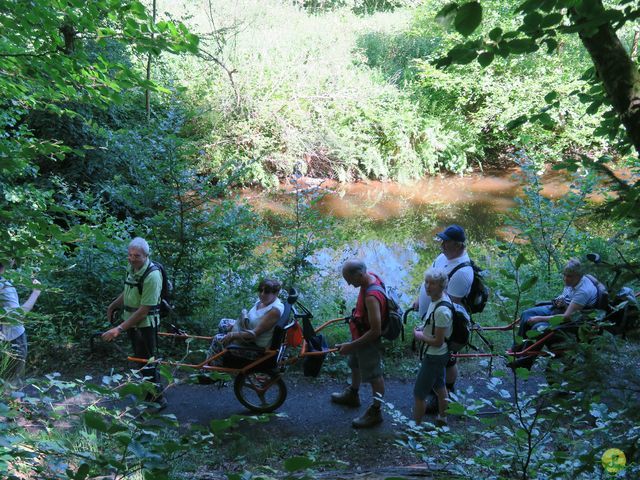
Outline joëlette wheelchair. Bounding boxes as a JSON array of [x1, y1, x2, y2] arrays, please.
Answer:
[[403, 268, 638, 372], [124, 288, 342, 413], [506, 270, 639, 370]]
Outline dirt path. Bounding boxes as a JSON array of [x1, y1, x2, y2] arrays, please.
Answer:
[[165, 367, 542, 435], [159, 365, 545, 478]]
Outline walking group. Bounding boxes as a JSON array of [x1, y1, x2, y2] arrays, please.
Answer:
[[2, 223, 602, 428]]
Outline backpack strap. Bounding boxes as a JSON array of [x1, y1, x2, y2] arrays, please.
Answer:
[[138, 262, 159, 295], [420, 300, 454, 358], [448, 261, 472, 279], [364, 283, 387, 327], [365, 284, 386, 297], [124, 262, 161, 315]]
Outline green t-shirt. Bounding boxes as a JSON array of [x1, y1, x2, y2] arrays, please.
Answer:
[[123, 259, 162, 328]]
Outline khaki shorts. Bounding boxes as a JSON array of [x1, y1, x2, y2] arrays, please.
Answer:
[[348, 338, 384, 382]]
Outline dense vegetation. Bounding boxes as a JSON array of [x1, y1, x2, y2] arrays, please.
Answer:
[[1, 0, 640, 478]]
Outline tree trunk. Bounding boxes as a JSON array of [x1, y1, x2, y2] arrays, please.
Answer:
[[573, 3, 640, 156]]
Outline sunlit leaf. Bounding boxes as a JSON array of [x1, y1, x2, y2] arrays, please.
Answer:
[[454, 2, 483, 37]]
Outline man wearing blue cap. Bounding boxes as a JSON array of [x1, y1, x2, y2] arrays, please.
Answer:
[[413, 224, 474, 413]]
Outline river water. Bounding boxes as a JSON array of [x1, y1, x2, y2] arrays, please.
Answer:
[[241, 168, 577, 304]]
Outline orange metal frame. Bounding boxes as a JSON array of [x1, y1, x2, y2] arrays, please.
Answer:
[[128, 316, 347, 374]]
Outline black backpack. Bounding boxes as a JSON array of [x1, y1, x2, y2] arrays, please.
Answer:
[[448, 260, 489, 314], [365, 283, 406, 341], [584, 274, 609, 310], [421, 300, 471, 356], [136, 261, 173, 315]]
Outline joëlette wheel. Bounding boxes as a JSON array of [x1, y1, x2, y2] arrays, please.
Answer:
[[233, 371, 287, 413]]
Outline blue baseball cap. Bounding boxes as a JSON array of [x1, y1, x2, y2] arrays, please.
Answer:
[[436, 224, 466, 242]]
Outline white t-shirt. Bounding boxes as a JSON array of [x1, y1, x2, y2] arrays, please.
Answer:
[[559, 275, 598, 308], [237, 298, 285, 348], [0, 278, 25, 342], [422, 294, 453, 356], [418, 252, 474, 319]]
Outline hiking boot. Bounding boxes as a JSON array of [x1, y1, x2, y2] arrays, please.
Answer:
[[331, 386, 360, 407], [435, 416, 448, 428], [352, 404, 383, 429], [424, 394, 438, 415]]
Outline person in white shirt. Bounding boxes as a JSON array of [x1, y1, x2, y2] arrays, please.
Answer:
[[413, 267, 453, 426], [413, 225, 473, 404], [221, 278, 285, 349], [0, 259, 41, 381]]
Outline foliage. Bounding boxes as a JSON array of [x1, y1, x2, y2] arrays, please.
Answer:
[[0, 0, 199, 262], [0, 371, 231, 479], [433, 0, 640, 236], [506, 157, 597, 279], [393, 238, 640, 479], [170, 0, 481, 185], [434, 0, 640, 151], [293, 0, 420, 15]]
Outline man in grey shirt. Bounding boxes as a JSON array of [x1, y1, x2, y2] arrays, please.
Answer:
[[0, 259, 41, 381], [517, 258, 598, 340]]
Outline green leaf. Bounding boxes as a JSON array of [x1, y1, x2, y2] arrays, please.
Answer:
[[541, 12, 564, 28], [542, 38, 558, 53], [454, 2, 483, 37], [498, 309, 512, 325], [118, 383, 143, 398], [488, 27, 503, 41], [448, 46, 478, 64], [515, 367, 531, 379], [159, 364, 173, 382], [544, 91, 558, 103], [83, 411, 108, 432], [209, 418, 234, 433], [523, 12, 543, 29], [435, 3, 459, 25], [284, 456, 316, 472], [506, 115, 528, 129], [114, 431, 133, 447], [73, 463, 90, 480], [477, 51, 494, 67], [586, 100, 603, 115], [548, 314, 565, 326], [447, 401, 466, 415], [520, 275, 538, 292], [516, 0, 540, 14], [507, 38, 539, 54], [515, 252, 527, 269]]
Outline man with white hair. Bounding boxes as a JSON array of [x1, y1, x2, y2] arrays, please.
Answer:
[[516, 258, 598, 341], [103, 237, 166, 409]]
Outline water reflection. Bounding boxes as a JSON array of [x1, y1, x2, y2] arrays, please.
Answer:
[[309, 240, 422, 305], [241, 168, 593, 299]]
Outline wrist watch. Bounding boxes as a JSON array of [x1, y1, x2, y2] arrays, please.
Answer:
[[117, 325, 124, 333]]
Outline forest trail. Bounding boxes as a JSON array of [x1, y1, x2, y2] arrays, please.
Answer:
[[161, 370, 545, 478], [164, 369, 543, 439]]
